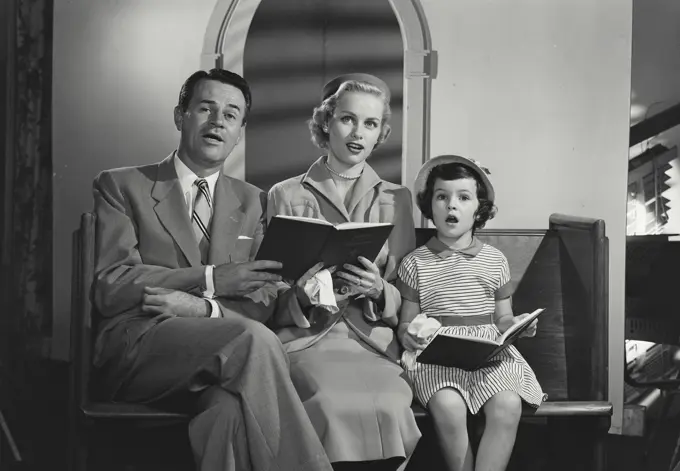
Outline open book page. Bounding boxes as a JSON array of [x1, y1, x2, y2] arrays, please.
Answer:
[[336, 221, 393, 230], [274, 216, 391, 230], [436, 330, 500, 346], [274, 215, 333, 226], [496, 308, 545, 344], [434, 308, 544, 346]]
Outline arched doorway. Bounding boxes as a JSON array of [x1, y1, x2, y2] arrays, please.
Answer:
[[201, 0, 435, 223], [243, 0, 403, 190]]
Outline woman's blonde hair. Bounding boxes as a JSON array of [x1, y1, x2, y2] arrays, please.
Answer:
[[308, 80, 391, 150]]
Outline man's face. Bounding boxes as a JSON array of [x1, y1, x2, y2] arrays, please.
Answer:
[[174, 79, 246, 171]]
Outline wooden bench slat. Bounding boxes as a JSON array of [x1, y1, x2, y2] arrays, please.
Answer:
[[82, 402, 190, 420], [528, 401, 612, 416], [411, 401, 612, 419]]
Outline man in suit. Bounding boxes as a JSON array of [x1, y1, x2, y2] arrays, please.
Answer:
[[92, 68, 332, 471]]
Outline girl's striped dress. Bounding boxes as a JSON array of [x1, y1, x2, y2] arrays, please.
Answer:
[[397, 236, 546, 413]]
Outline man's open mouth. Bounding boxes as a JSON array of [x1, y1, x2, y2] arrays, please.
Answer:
[[203, 132, 223, 142]]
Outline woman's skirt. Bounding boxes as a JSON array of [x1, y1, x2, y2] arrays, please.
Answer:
[[288, 322, 421, 463]]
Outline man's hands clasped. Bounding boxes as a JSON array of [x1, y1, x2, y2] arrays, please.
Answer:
[[142, 287, 209, 317], [142, 260, 283, 317]]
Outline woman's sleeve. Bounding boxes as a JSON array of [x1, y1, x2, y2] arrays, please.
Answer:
[[362, 187, 417, 327]]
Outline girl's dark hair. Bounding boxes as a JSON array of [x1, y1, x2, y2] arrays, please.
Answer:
[[416, 163, 497, 230]]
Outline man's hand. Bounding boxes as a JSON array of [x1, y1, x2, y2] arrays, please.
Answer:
[[142, 287, 209, 317], [213, 260, 283, 297]]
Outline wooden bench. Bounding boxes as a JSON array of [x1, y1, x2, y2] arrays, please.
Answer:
[[69, 212, 612, 470], [406, 213, 612, 471], [68, 213, 192, 471]]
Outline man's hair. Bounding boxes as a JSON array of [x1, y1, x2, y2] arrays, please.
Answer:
[[416, 163, 497, 230], [308, 80, 391, 150], [177, 69, 252, 125]]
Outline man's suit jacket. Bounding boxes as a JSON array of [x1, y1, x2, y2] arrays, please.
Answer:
[[92, 153, 274, 398]]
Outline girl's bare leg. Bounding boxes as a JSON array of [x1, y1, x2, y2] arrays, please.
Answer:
[[428, 388, 474, 471]]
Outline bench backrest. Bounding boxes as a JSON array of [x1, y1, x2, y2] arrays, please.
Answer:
[[69, 212, 96, 409], [415, 213, 608, 402], [71, 212, 608, 404]]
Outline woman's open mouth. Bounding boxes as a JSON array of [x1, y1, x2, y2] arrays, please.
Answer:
[[346, 142, 364, 154]]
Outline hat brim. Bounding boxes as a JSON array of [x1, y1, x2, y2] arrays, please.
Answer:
[[413, 155, 495, 203], [321, 73, 391, 101]]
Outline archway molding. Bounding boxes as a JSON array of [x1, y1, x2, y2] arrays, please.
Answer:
[[202, 0, 436, 225]]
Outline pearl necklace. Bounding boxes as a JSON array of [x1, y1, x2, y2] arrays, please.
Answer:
[[325, 160, 363, 181]]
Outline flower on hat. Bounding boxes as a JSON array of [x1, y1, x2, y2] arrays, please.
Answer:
[[466, 157, 491, 176]]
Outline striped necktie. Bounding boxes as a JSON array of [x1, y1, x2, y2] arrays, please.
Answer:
[[192, 178, 212, 263]]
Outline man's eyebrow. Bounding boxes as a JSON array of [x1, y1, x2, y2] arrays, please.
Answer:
[[199, 100, 241, 112]]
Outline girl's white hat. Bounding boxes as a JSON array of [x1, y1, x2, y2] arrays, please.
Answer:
[[414, 155, 495, 203]]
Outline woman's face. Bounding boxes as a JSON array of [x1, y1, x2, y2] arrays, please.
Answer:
[[327, 91, 384, 168]]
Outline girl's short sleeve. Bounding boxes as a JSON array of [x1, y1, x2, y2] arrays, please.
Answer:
[[495, 252, 513, 300], [397, 252, 420, 303]]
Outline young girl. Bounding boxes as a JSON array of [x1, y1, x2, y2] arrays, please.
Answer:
[[397, 155, 546, 471]]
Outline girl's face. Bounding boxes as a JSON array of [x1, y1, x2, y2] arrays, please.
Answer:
[[431, 177, 480, 245], [327, 91, 384, 169]]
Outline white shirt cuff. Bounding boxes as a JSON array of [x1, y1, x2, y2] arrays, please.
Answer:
[[204, 265, 216, 299], [207, 299, 220, 318]]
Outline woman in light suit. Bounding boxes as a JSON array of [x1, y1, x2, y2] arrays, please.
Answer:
[[268, 74, 420, 470]]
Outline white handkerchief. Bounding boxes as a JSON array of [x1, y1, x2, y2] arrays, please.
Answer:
[[303, 268, 338, 315], [401, 314, 442, 370], [238, 235, 253, 240]]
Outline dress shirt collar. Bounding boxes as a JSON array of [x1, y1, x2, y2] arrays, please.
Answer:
[[173, 151, 220, 200]]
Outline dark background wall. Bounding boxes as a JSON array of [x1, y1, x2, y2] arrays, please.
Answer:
[[244, 0, 403, 190]]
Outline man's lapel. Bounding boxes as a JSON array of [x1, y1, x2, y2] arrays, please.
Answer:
[[151, 154, 202, 267], [208, 174, 243, 265]]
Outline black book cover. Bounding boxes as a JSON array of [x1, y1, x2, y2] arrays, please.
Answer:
[[416, 309, 544, 371], [255, 216, 394, 281]]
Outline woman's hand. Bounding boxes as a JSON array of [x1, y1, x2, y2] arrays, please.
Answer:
[[398, 322, 430, 352], [513, 313, 538, 338], [335, 256, 385, 302]]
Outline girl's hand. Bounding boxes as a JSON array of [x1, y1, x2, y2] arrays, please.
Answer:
[[335, 256, 384, 301], [398, 323, 430, 352], [514, 313, 538, 337]]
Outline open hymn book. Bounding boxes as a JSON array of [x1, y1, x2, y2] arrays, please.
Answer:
[[255, 215, 394, 281], [416, 308, 545, 371]]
